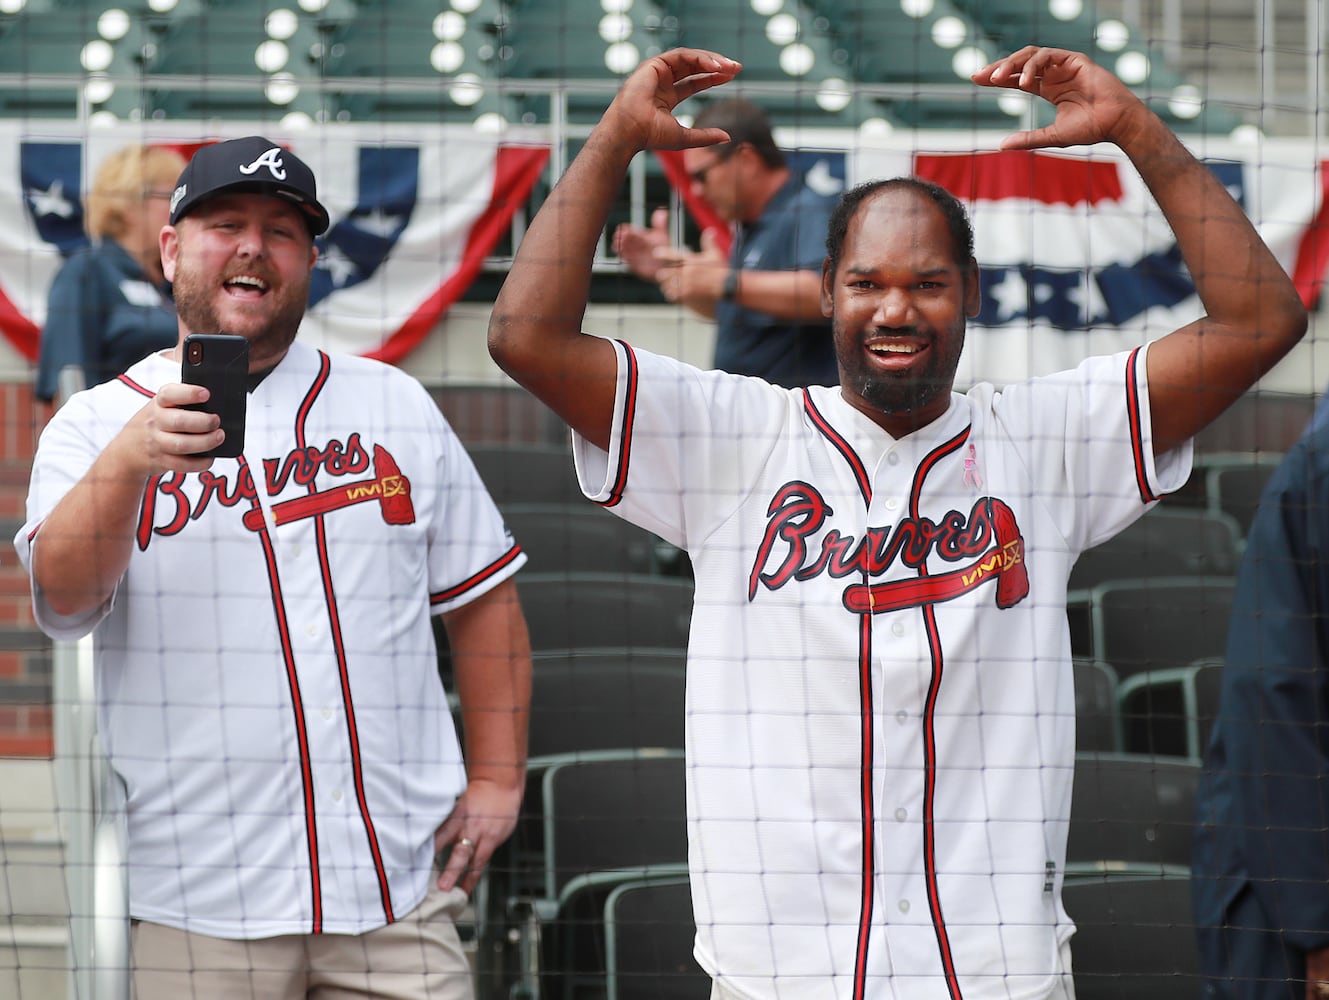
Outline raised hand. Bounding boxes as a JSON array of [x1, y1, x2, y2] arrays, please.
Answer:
[[972, 45, 1145, 152], [613, 206, 673, 282], [602, 48, 741, 154]]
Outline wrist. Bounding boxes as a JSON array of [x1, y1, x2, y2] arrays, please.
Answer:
[[721, 268, 740, 303]]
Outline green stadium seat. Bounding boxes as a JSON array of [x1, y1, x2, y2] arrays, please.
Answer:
[[325, 0, 518, 123]]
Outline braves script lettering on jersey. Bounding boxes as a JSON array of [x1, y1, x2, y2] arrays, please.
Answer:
[[572, 341, 1191, 1000], [17, 341, 524, 938]]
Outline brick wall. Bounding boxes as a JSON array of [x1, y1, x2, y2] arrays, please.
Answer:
[[0, 381, 51, 757]]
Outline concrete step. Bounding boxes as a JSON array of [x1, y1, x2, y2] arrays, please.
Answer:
[[1, 757, 71, 998], [0, 919, 70, 1000]]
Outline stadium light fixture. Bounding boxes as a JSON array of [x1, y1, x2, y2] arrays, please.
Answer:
[[952, 45, 989, 79], [431, 41, 466, 74], [81, 40, 115, 73], [1095, 19, 1129, 52], [1168, 84, 1203, 119], [265, 73, 300, 105], [254, 40, 290, 73], [605, 41, 640, 75], [766, 13, 800, 46], [1049, 0, 1082, 21], [779, 42, 815, 77], [900, 0, 934, 18], [450, 73, 485, 106], [435, 11, 466, 41], [599, 12, 633, 43], [98, 9, 131, 42], [266, 9, 298, 41], [84, 75, 115, 105], [815, 78, 852, 113], [931, 16, 966, 49], [1115, 50, 1149, 84]]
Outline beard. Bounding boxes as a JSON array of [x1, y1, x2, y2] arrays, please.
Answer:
[[171, 257, 308, 365], [834, 322, 965, 418]]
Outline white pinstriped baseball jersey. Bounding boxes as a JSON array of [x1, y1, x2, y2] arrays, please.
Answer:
[[17, 340, 524, 938], [571, 340, 1191, 1000]]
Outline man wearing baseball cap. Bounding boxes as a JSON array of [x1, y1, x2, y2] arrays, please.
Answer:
[[16, 136, 532, 998]]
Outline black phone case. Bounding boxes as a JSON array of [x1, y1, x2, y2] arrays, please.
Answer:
[[181, 334, 248, 459]]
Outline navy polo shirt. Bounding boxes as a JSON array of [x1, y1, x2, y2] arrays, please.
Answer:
[[711, 172, 838, 389], [36, 240, 178, 402]]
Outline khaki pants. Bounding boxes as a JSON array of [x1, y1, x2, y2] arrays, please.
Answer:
[[131, 879, 472, 1000]]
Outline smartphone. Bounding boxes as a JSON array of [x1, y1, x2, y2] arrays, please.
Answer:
[[181, 333, 249, 459]]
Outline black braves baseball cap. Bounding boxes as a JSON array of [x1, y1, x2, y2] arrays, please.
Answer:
[[169, 136, 330, 236]]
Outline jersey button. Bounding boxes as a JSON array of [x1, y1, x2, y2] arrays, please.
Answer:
[[331, 789, 343, 803], [321, 707, 334, 721], [894, 807, 907, 822], [898, 899, 910, 913], [891, 621, 905, 636], [885, 497, 900, 511], [887, 453, 900, 466], [305, 623, 318, 638], [895, 710, 908, 724]]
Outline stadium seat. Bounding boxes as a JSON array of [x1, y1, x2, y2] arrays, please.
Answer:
[[503, 504, 664, 576], [1066, 752, 1200, 868], [127, 2, 329, 120], [517, 573, 694, 652], [653, 0, 863, 125], [1202, 453, 1283, 539], [1068, 508, 1242, 591], [1073, 657, 1120, 754], [505, 750, 689, 1000], [1082, 576, 1235, 683], [325, 0, 518, 123], [1117, 657, 1223, 759], [526, 648, 687, 758], [1166, 451, 1283, 538], [946, 0, 1241, 135], [466, 443, 586, 507], [1062, 866, 1202, 1000], [603, 872, 707, 1000], [0, 10, 106, 117]]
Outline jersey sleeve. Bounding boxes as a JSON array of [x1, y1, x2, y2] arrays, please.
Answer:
[[420, 384, 526, 614], [570, 340, 794, 548], [14, 389, 124, 639], [986, 342, 1192, 554]]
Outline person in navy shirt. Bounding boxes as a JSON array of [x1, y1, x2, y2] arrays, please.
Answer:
[[35, 144, 186, 406], [1194, 398, 1329, 1000], [613, 97, 838, 388]]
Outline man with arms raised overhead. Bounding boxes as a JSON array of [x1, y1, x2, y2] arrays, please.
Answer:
[[489, 47, 1304, 1000]]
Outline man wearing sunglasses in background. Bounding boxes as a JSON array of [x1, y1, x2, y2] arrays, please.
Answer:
[[613, 97, 839, 388]]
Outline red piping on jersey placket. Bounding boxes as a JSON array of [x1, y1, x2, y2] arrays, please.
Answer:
[[242, 451, 324, 933], [298, 352, 396, 927], [802, 392, 876, 1000], [910, 426, 971, 1000], [1124, 347, 1156, 504]]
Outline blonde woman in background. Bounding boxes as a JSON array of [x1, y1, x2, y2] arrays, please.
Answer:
[[35, 143, 187, 407]]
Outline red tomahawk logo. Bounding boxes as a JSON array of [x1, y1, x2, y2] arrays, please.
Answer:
[[841, 497, 1029, 613], [242, 444, 415, 531]]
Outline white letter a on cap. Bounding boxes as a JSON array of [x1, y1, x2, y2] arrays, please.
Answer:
[[238, 147, 287, 180]]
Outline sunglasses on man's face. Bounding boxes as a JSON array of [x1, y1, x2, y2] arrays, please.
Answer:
[[688, 143, 743, 185]]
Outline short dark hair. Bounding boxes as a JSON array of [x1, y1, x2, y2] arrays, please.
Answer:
[[692, 98, 786, 170], [824, 177, 975, 278]]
